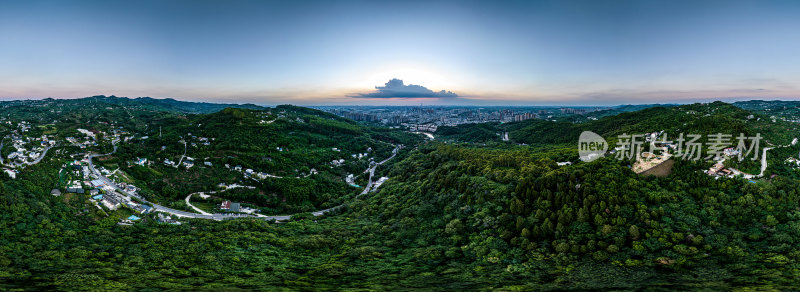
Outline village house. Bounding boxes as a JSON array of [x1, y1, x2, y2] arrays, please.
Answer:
[[102, 195, 122, 210], [135, 157, 147, 166]]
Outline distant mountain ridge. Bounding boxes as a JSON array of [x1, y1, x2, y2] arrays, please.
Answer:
[[1, 95, 265, 114], [86, 95, 266, 114]]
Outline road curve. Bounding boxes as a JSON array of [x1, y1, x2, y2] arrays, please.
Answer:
[[185, 193, 211, 215], [29, 145, 53, 165], [88, 142, 401, 222], [0, 138, 53, 167], [759, 147, 772, 177]]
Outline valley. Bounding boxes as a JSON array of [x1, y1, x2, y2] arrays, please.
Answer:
[[3, 97, 800, 290]]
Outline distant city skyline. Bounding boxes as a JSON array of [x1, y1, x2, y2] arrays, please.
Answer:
[[2, 0, 800, 105]]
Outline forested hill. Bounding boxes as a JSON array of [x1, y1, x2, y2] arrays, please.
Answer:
[[509, 102, 752, 145], [99, 104, 423, 214], [4, 100, 800, 290], [733, 100, 800, 111], [436, 101, 799, 146], [86, 95, 266, 114], [734, 100, 800, 122], [344, 143, 800, 289], [0, 95, 265, 115], [557, 103, 679, 123]]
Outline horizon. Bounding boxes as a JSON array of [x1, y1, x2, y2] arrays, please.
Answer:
[[0, 94, 794, 108], [6, 1, 800, 289], [2, 0, 800, 105]]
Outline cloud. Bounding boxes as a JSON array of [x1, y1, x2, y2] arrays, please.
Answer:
[[352, 78, 458, 98]]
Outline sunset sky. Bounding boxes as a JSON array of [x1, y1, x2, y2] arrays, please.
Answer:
[[1, 0, 799, 105]]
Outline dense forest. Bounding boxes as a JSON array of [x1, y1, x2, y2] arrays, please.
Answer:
[[436, 102, 799, 148], [3, 98, 800, 290], [101, 105, 421, 213]]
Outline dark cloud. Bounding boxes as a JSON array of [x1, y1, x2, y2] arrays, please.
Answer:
[[353, 78, 457, 98]]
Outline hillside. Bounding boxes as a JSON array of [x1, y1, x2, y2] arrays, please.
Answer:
[[436, 102, 799, 148], [341, 143, 800, 289], [89, 95, 266, 114], [3, 100, 800, 290], [102, 105, 421, 214]]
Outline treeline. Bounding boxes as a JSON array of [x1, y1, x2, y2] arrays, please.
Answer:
[[103, 105, 419, 212], [346, 143, 800, 289], [433, 102, 797, 148], [436, 123, 502, 143]]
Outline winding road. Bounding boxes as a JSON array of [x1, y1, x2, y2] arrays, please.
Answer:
[[758, 147, 772, 177], [174, 140, 187, 168], [89, 141, 401, 222], [358, 145, 400, 197], [29, 145, 53, 165], [0, 138, 53, 167], [185, 193, 211, 215], [739, 138, 796, 179], [88, 144, 248, 220]]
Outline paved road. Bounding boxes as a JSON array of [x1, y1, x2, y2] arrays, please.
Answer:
[[759, 147, 772, 177], [88, 142, 401, 222], [358, 145, 400, 197], [0, 139, 52, 167], [757, 138, 800, 177], [739, 139, 794, 179], [756, 137, 800, 177], [89, 147, 247, 220], [243, 145, 400, 220], [185, 193, 212, 215], [250, 145, 400, 221], [87, 141, 227, 219], [28, 145, 53, 165], [175, 140, 187, 168]]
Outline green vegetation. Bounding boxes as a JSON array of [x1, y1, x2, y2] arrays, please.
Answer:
[[436, 122, 502, 143], [3, 97, 800, 290], [103, 104, 419, 213]]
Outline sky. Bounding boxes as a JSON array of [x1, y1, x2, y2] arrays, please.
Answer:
[[1, 0, 799, 105]]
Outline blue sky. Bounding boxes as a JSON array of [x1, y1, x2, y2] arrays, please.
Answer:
[[1, 0, 799, 105]]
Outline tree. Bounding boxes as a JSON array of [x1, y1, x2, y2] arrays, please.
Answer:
[[629, 225, 640, 240]]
